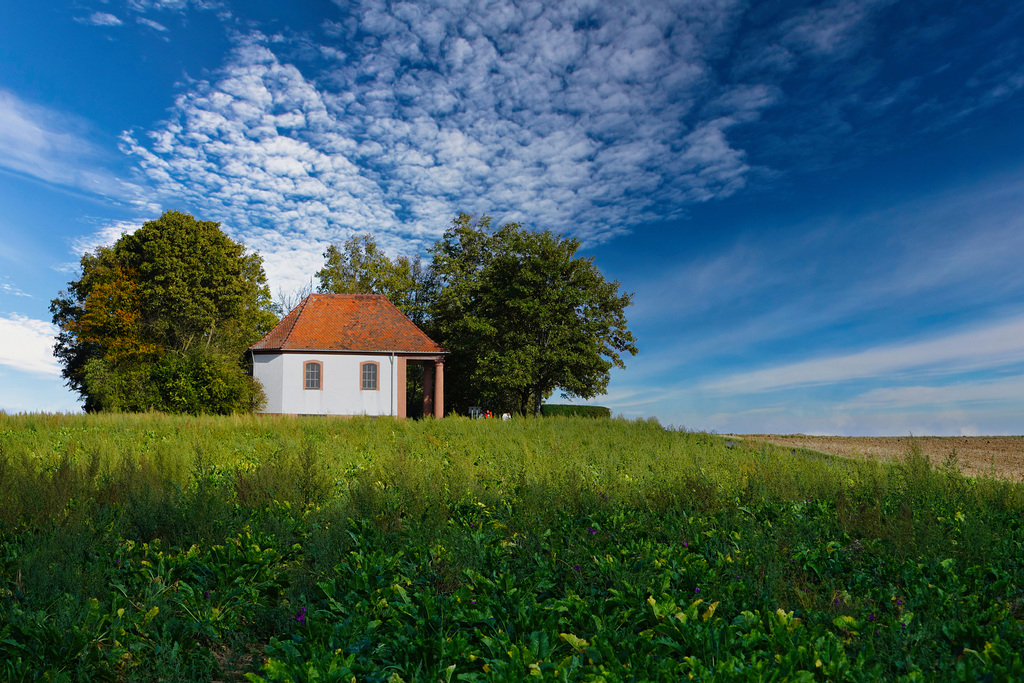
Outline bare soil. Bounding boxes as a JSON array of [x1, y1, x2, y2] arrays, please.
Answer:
[[728, 435, 1024, 480]]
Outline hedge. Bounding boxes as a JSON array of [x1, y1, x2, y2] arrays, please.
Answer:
[[540, 404, 611, 418]]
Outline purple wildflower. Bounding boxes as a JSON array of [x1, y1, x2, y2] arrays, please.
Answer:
[[295, 606, 307, 625], [588, 527, 597, 535], [694, 587, 700, 593]]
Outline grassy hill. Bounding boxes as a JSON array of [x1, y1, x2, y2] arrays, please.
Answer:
[[1, 413, 1022, 680]]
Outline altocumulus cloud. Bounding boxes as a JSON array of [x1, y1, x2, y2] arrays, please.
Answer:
[[121, 0, 770, 291]]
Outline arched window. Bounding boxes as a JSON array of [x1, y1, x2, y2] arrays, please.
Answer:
[[304, 361, 322, 390], [360, 361, 379, 391]]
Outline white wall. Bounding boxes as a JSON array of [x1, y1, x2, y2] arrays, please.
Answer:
[[252, 352, 399, 416]]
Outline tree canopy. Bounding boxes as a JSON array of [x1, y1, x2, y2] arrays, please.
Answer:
[[316, 234, 432, 326], [314, 214, 637, 415], [51, 210, 278, 413], [428, 213, 637, 415]]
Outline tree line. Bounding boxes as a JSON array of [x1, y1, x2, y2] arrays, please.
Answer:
[[52, 210, 637, 416]]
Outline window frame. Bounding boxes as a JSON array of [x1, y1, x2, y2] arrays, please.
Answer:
[[303, 360, 323, 391], [360, 361, 380, 391]]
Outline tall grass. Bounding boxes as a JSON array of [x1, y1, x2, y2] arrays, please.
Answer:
[[2, 412, 1020, 539], [1, 413, 1022, 681]]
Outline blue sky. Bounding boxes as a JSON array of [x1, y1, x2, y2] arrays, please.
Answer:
[[2, 0, 1024, 435]]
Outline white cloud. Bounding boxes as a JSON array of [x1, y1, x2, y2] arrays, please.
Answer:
[[702, 315, 1024, 395], [1, 278, 31, 298], [844, 375, 1024, 410], [607, 167, 1024, 435], [137, 17, 169, 32], [0, 90, 142, 201], [127, 0, 221, 11], [69, 220, 143, 258], [80, 12, 123, 26], [0, 315, 61, 377], [51, 221, 146, 275], [116, 0, 1024, 305], [123, 0, 766, 293], [781, 0, 891, 58], [628, 168, 1024, 360]]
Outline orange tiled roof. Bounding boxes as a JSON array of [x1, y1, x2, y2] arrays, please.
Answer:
[[250, 294, 445, 354]]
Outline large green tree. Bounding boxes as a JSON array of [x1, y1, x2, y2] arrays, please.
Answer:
[[428, 213, 637, 415], [315, 234, 432, 325], [51, 210, 278, 413], [312, 216, 637, 416]]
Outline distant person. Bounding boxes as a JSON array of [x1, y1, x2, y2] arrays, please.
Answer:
[[501, 412, 511, 420]]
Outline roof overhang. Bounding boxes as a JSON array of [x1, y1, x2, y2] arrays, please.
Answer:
[[250, 348, 447, 356]]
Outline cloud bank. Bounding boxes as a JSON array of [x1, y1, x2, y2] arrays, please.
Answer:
[[122, 0, 773, 291], [111, 0, 1024, 297]]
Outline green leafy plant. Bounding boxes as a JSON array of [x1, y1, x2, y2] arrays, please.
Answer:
[[1, 413, 1022, 681]]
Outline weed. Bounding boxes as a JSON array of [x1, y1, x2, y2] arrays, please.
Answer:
[[0, 413, 1021, 681]]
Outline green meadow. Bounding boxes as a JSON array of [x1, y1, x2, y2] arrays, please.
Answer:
[[0, 413, 1021, 681]]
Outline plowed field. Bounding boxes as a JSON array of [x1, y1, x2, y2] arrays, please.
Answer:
[[731, 435, 1024, 480]]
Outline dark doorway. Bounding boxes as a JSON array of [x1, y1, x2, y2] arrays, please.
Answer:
[[405, 362, 424, 419]]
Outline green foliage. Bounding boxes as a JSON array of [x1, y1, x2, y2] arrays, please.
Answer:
[[315, 234, 431, 325], [313, 217, 638, 416], [1, 414, 1022, 681], [540, 404, 611, 418], [50, 210, 277, 414], [428, 213, 638, 415]]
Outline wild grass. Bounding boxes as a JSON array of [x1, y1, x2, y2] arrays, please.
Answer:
[[3, 413, 1018, 538], [0, 413, 1022, 681]]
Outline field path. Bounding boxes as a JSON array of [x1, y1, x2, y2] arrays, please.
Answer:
[[727, 435, 1024, 480]]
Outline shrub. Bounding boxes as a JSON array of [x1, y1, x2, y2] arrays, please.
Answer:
[[540, 403, 611, 418]]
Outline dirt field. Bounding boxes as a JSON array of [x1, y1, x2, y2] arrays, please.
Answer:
[[729, 435, 1024, 480]]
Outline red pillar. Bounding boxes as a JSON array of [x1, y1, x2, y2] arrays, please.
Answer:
[[433, 359, 444, 419]]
